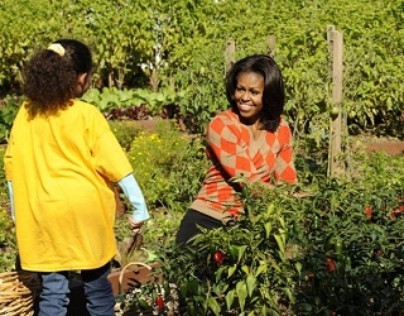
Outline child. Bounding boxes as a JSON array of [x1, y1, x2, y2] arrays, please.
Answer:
[[3, 39, 149, 316]]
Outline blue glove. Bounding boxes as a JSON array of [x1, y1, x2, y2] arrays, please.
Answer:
[[7, 181, 15, 222], [118, 173, 150, 221]]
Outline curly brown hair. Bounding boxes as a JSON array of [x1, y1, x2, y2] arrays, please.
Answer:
[[23, 39, 92, 118]]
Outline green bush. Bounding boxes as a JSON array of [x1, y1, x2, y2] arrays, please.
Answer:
[[0, 208, 16, 272], [158, 153, 403, 315], [0, 95, 21, 144], [127, 122, 190, 208], [0, 0, 402, 136], [108, 120, 142, 152]]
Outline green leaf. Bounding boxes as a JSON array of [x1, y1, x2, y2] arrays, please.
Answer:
[[227, 264, 237, 278], [241, 265, 250, 275], [274, 234, 285, 255], [264, 222, 272, 238], [246, 275, 256, 297], [207, 297, 221, 316], [236, 281, 247, 312], [225, 290, 235, 311], [295, 262, 302, 275], [255, 261, 267, 277], [237, 245, 248, 263]]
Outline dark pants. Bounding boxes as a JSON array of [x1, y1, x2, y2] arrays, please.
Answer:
[[38, 262, 115, 316], [175, 209, 223, 245]]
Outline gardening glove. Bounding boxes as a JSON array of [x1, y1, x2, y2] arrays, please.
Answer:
[[7, 181, 15, 222], [118, 173, 150, 231]]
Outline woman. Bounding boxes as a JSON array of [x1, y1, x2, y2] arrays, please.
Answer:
[[176, 54, 297, 244]]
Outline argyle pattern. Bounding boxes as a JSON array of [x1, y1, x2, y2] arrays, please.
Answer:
[[191, 110, 297, 218]]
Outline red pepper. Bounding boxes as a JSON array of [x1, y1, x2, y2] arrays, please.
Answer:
[[364, 206, 372, 221], [326, 258, 336, 272], [212, 250, 225, 265], [155, 296, 164, 310], [391, 205, 404, 218]]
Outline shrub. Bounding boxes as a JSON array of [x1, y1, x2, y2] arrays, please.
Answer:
[[127, 122, 190, 208], [0, 208, 16, 272], [158, 153, 403, 315], [108, 120, 142, 152]]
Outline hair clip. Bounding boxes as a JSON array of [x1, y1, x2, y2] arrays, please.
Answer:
[[47, 43, 65, 57]]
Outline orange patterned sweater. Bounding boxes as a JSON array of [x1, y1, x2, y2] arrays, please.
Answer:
[[190, 109, 297, 222]]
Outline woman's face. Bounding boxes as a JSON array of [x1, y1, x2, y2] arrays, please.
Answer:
[[234, 71, 264, 124]]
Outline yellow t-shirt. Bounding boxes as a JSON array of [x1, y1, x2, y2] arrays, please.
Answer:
[[4, 99, 132, 271]]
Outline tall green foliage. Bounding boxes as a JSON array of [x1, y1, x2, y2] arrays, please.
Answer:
[[0, 0, 402, 136]]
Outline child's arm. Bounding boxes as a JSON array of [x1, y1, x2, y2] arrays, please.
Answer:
[[6, 181, 15, 222], [118, 173, 149, 229]]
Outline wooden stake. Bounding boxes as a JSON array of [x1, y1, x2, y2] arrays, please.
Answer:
[[267, 35, 276, 58], [327, 26, 344, 178], [225, 39, 235, 74]]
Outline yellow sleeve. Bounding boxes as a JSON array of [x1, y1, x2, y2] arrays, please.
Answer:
[[89, 108, 133, 182]]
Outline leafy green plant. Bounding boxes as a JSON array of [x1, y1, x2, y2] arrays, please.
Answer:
[[158, 152, 403, 315], [81, 87, 141, 112], [295, 179, 403, 315], [1, 0, 402, 136], [161, 183, 302, 315], [0, 208, 16, 272], [82, 87, 185, 119], [0, 95, 21, 144], [108, 120, 142, 151], [127, 122, 190, 208]]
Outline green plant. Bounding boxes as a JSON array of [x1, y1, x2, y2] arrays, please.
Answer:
[[161, 183, 302, 315], [108, 120, 142, 152], [1, 0, 402, 137], [81, 87, 185, 118], [295, 179, 403, 315], [157, 152, 403, 315], [0, 208, 16, 272], [0, 95, 21, 144], [127, 122, 190, 208], [81, 87, 140, 112]]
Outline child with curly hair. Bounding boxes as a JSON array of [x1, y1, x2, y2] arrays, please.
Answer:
[[4, 39, 149, 315]]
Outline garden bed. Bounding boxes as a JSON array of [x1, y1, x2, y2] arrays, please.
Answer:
[[351, 136, 404, 155]]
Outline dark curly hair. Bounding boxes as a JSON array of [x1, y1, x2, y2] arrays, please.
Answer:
[[225, 54, 285, 129], [23, 39, 92, 118]]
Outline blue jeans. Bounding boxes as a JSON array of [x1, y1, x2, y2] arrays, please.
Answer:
[[39, 262, 115, 316]]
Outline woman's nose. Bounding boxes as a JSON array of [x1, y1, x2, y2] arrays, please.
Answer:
[[240, 91, 250, 101]]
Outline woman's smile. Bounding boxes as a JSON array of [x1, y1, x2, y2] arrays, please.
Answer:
[[234, 71, 264, 124]]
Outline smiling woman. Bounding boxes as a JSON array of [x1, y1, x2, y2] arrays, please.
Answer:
[[175, 54, 297, 245]]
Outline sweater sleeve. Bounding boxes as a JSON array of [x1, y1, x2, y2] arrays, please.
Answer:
[[206, 115, 260, 182], [273, 123, 298, 184]]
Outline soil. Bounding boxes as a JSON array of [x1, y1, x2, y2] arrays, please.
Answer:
[[349, 136, 404, 155]]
